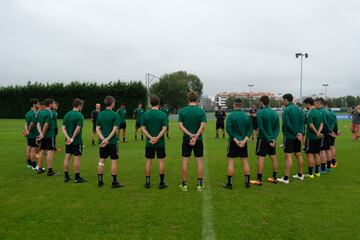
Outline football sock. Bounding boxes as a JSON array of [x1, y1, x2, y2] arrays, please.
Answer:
[[64, 171, 69, 178], [98, 174, 103, 183], [27, 159, 31, 165], [298, 173, 302, 177], [75, 173, 80, 180], [135, 135, 137, 140], [272, 172, 277, 180], [123, 137, 126, 142], [182, 180, 187, 186], [227, 175, 233, 185], [331, 158, 336, 165], [141, 135, 144, 140], [257, 173, 263, 182], [112, 175, 117, 183], [216, 134, 218, 138], [321, 163, 326, 171], [245, 175, 250, 187], [92, 140, 95, 145], [32, 161, 37, 168], [327, 161, 331, 169], [284, 175, 289, 181], [315, 165, 320, 173], [48, 168, 53, 173], [197, 178, 203, 186], [159, 174, 164, 184], [308, 167, 313, 175], [146, 176, 150, 185]]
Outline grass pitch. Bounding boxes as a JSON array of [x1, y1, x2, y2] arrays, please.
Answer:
[[0, 119, 359, 240]]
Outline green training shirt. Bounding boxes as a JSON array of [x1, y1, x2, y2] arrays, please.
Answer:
[[327, 110, 338, 133], [52, 110, 58, 129], [38, 109, 55, 138], [63, 110, 84, 145], [226, 109, 253, 142], [282, 103, 304, 139], [160, 107, 169, 118], [134, 108, 145, 123], [257, 106, 280, 143], [116, 108, 127, 124], [306, 108, 323, 140], [178, 105, 207, 141], [318, 107, 332, 134], [25, 110, 39, 138], [96, 109, 120, 144], [141, 109, 168, 148]]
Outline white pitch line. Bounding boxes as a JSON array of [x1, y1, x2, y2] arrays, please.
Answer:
[[202, 147, 216, 240]]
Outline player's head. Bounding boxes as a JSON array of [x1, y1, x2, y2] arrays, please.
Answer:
[[233, 98, 242, 109], [95, 103, 101, 110], [218, 105, 221, 110], [188, 91, 199, 103], [303, 97, 314, 110], [104, 96, 116, 109], [138, 102, 143, 108], [44, 98, 54, 108], [29, 98, 39, 109], [150, 95, 160, 107], [121, 102, 125, 108], [259, 95, 269, 107], [73, 98, 84, 111], [282, 93, 293, 106], [315, 97, 325, 109], [52, 101, 58, 110], [39, 101, 46, 110]]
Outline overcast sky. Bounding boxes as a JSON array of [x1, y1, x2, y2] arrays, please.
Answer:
[[1, 0, 359, 98]]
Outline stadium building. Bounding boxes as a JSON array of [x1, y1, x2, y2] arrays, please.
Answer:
[[215, 91, 276, 109]]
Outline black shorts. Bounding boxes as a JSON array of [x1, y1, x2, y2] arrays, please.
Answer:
[[135, 122, 141, 129], [54, 128, 58, 136], [251, 117, 258, 130], [66, 144, 83, 156], [329, 136, 335, 147], [304, 139, 321, 154], [99, 144, 119, 160], [283, 137, 302, 153], [216, 121, 224, 130], [40, 137, 55, 151], [227, 140, 248, 158], [182, 140, 203, 158], [92, 124, 96, 133], [145, 147, 166, 159], [27, 138, 39, 148], [119, 123, 127, 129], [255, 139, 276, 157], [320, 135, 331, 151]]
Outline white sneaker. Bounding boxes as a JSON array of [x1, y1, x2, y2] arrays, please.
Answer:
[[35, 165, 45, 171], [277, 177, 289, 184], [292, 174, 304, 181], [27, 165, 32, 169]]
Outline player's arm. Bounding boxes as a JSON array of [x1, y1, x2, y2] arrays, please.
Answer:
[[96, 126, 105, 140], [178, 122, 194, 137], [193, 122, 206, 140], [283, 110, 299, 136], [62, 125, 71, 140], [37, 122, 43, 137], [104, 126, 118, 142], [71, 117, 83, 140], [333, 117, 339, 135], [274, 115, 280, 140], [141, 126, 153, 139], [226, 117, 236, 142], [243, 117, 253, 143]]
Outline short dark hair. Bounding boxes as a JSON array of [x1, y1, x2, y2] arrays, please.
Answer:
[[260, 95, 269, 105], [315, 97, 325, 105], [188, 91, 198, 102], [39, 101, 45, 106], [104, 96, 115, 107], [44, 98, 54, 107], [234, 98, 242, 107], [150, 95, 160, 106], [73, 98, 84, 108], [303, 97, 314, 105], [282, 93, 293, 102], [29, 98, 39, 106], [138, 102, 142, 105]]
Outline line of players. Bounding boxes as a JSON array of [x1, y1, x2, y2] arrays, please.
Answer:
[[23, 92, 339, 190]]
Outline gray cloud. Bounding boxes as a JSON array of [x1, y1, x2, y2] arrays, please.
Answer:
[[0, 0, 359, 97]]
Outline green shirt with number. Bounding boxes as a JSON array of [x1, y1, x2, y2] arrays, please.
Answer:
[[134, 108, 145, 123], [63, 110, 84, 145], [306, 108, 323, 140], [25, 110, 39, 138], [38, 109, 55, 138], [96, 109, 120, 144], [178, 105, 207, 141], [141, 109, 168, 148]]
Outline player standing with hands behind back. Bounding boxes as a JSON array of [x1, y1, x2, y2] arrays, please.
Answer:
[[141, 95, 168, 189], [96, 96, 123, 188], [215, 106, 226, 139], [178, 91, 207, 192]]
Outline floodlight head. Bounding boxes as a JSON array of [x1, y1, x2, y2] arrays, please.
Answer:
[[295, 53, 301, 58], [305, 53, 309, 58]]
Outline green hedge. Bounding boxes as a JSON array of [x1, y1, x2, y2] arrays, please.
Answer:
[[0, 81, 147, 119]]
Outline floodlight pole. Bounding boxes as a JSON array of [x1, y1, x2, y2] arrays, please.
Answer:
[[145, 73, 160, 109], [295, 53, 309, 103], [322, 83, 329, 100]]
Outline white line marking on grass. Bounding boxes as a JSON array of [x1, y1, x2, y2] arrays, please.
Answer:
[[202, 147, 216, 240]]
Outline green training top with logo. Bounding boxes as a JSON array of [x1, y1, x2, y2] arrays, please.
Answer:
[[257, 106, 279, 143], [141, 109, 168, 148], [178, 105, 207, 141], [96, 109, 120, 144], [306, 108, 323, 140], [282, 103, 304, 139], [327, 110, 338, 133], [25, 110, 39, 138], [38, 109, 55, 138], [63, 110, 84, 145], [134, 108, 145, 123], [116, 108, 127, 124], [52, 110, 58, 129], [318, 107, 332, 134], [226, 109, 253, 142]]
